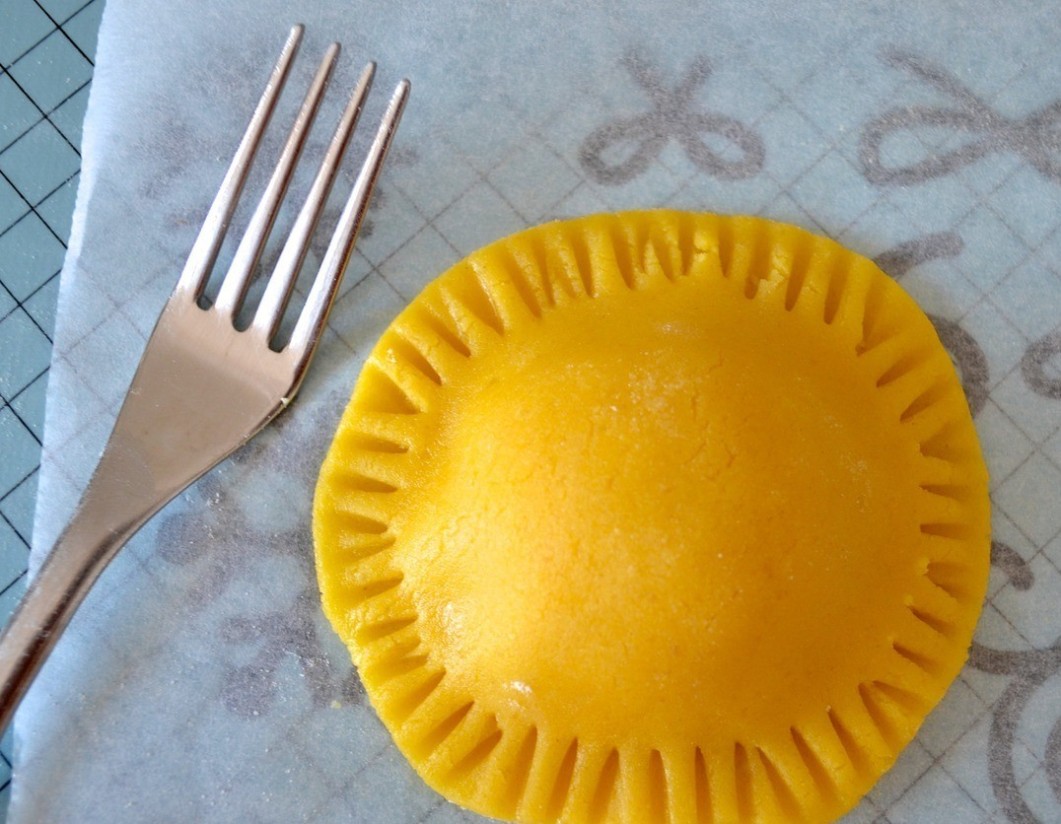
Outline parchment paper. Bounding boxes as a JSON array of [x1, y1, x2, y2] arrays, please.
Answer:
[[12, 1, 1061, 821]]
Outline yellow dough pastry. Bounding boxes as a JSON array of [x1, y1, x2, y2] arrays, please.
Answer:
[[314, 211, 990, 823]]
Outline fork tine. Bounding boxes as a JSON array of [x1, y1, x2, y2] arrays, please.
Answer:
[[250, 62, 376, 342], [176, 24, 303, 301], [214, 42, 341, 319], [286, 79, 410, 370]]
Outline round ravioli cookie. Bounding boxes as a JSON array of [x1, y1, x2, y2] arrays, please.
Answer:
[[314, 211, 989, 824]]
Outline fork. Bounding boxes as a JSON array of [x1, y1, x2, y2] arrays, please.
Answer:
[[0, 25, 409, 732]]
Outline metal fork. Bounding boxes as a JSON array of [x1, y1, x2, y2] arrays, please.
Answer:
[[0, 25, 409, 731]]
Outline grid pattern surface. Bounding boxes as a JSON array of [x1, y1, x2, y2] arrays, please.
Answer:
[[0, 0, 103, 815]]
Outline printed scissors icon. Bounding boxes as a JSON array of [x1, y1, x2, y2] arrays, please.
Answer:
[[580, 53, 765, 185], [861, 50, 1061, 186]]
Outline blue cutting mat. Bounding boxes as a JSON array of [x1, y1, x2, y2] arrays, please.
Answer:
[[0, 0, 104, 816]]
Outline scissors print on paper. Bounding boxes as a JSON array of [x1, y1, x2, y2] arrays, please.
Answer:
[[873, 231, 989, 416], [1023, 329, 1061, 400], [155, 394, 362, 718], [860, 49, 1061, 186], [579, 52, 765, 185]]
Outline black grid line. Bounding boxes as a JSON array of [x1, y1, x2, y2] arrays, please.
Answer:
[[0, 0, 97, 74]]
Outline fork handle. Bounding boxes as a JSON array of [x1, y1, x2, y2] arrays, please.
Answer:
[[0, 441, 178, 734], [0, 300, 288, 734]]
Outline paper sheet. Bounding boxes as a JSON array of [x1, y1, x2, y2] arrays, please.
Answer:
[[12, 1, 1061, 821]]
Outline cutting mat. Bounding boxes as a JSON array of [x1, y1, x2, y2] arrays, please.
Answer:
[[0, 0, 103, 817]]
